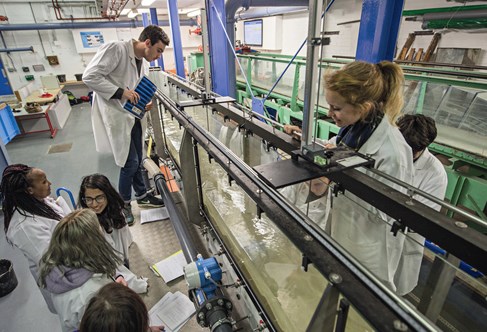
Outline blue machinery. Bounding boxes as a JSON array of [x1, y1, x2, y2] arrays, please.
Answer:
[[184, 255, 234, 331]]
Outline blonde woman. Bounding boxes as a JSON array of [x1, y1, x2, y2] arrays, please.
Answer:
[[39, 209, 122, 332], [324, 61, 414, 292]]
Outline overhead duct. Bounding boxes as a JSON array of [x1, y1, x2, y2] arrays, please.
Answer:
[[235, 6, 308, 21], [0, 19, 197, 31], [224, 0, 309, 97]]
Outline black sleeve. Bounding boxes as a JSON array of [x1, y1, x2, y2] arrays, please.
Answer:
[[110, 88, 124, 100]]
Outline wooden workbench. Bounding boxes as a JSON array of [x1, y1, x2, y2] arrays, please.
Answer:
[[24, 86, 64, 105]]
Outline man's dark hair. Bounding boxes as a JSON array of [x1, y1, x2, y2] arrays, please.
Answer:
[[397, 114, 437, 154], [139, 25, 170, 46]]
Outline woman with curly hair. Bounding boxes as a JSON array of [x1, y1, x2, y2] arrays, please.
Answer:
[[78, 174, 147, 293]]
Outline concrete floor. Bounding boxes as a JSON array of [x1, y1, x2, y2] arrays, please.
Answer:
[[0, 103, 203, 332]]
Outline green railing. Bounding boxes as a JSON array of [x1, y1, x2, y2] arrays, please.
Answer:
[[234, 53, 487, 230]]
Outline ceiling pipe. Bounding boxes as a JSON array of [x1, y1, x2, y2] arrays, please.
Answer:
[[0, 46, 34, 52], [0, 19, 197, 31], [423, 9, 487, 21], [235, 6, 308, 21]]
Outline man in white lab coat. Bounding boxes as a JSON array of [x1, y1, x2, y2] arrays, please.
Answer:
[[83, 26, 169, 224], [394, 114, 448, 295]]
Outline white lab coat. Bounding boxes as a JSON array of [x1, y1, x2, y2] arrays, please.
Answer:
[[51, 273, 112, 332], [279, 181, 329, 230], [83, 39, 149, 167], [329, 116, 414, 291], [103, 226, 132, 263], [394, 148, 447, 295], [5, 197, 68, 313], [103, 226, 147, 294]]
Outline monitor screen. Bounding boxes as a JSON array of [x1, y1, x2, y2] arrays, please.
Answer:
[[244, 19, 263, 46]]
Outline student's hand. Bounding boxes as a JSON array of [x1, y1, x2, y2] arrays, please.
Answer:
[[284, 124, 301, 135], [115, 275, 128, 287], [145, 100, 153, 111], [310, 177, 330, 197], [148, 326, 165, 332], [123, 89, 140, 104]]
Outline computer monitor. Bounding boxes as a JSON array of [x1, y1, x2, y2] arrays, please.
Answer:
[[243, 19, 263, 46]]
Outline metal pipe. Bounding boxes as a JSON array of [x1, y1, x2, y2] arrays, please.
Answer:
[[0, 47, 34, 52], [223, 0, 309, 97], [422, 9, 487, 21], [301, 0, 323, 146], [142, 158, 197, 263], [0, 19, 197, 31], [368, 168, 487, 228], [235, 6, 308, 21]]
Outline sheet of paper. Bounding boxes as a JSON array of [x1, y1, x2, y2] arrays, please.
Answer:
[[153, 250, 187, 283], [149, 291, 195, 332], [140, 207, 169, 224]]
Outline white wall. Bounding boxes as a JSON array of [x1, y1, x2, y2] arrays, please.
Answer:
[[0, 3, 200, 91]]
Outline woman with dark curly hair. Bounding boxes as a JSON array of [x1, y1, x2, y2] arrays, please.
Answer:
[[78, 174, 148, 293], [1, 163, 69, 312], [78, 173, 133, 267]]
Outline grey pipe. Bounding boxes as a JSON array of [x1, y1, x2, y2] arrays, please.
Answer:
[[423, 9, 487, 21], [142, 158, 197, 263], [235, 6, 308, 21], [0, 19, 197, 31], [224, 0, 309, 97], [0, 46, 34, 52]]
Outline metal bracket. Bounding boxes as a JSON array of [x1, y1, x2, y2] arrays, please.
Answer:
[[302, 254, 312, 272], [176, 93, 235, 110], [311, 37, 331, 46]]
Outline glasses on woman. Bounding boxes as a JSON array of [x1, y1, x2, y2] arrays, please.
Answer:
[[83, 194, 106, 205]]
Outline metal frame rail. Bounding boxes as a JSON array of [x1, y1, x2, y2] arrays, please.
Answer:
[[155, 79, 438, 332]]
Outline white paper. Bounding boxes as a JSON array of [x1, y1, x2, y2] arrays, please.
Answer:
[[149, 291, 196, 332], [153, 251, 187, 283], [140, 207, 170, 224]]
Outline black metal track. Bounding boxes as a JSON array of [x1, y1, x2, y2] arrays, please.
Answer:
[[167, 75, 486, 274], [156, 85, 435, 332]]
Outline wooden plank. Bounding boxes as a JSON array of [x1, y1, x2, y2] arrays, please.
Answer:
[[398, 33, 416, 60], [423, 33, 441, 62], [414, 48, 424, 62], [406, 48, 416, 61]]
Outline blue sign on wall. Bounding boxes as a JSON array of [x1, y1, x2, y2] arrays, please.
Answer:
[[80, 32, 105, 48]]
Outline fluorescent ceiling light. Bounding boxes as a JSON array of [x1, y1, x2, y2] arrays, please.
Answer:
[[127, 9, 140, 19], [187, 9, 201, 18], [141, 0, 156, 6], [120, 8, 131, 16]]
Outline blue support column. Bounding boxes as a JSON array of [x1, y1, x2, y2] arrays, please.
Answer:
[[167, 0, 186, 78], [206, 0, 230, 97], [355, 0, 405, 63], [150, 7, 165, 70], [142, 13, 155, 67]]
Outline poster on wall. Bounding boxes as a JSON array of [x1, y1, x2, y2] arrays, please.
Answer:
[[72, 29, 120, 53], [80, 31, 105, 48]]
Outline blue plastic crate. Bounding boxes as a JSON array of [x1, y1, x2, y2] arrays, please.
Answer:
[[0, 104, 20, 144]]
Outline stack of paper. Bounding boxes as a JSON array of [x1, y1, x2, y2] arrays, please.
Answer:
[[140, 207, 170, 224], [151, 250, 187, 283], [149, 291, 196, 332]]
